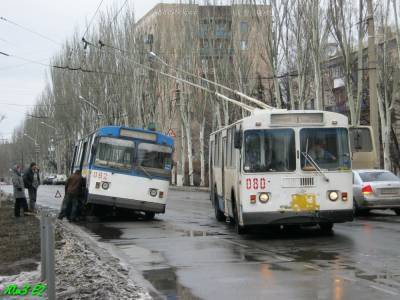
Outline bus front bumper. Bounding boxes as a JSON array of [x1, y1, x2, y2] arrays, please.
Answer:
[[242, 209, 354, 226], [87, 194, 166, 213]]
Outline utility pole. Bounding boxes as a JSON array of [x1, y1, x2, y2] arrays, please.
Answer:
[[367, 0, 380, 168]]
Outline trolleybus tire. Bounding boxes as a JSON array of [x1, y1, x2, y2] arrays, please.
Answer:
[[144, 212, 156, 220], [214, 191, 225, 222], [232, 198, 247, 234], [319, 223, 333, 233]]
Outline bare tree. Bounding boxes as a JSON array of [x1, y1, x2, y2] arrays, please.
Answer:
[[328, 0, 365, 125]]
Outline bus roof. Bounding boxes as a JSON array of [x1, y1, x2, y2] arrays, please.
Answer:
[[88, 126, 173, 147], [210, 109, 348, 135]]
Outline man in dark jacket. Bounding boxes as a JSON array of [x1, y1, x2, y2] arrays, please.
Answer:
[[12, 164, 30, 217], [23, 162, 40, 212], [58, 170, 84, 221]]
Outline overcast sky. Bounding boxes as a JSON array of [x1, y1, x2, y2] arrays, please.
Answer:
[[0, 0, 175, 140]]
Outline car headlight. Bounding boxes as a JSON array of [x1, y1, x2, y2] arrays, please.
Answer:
[[101, 182, 110, 190], [259, 192, 269, 203], [328, 191, 339, 201], [149, 188, 158, 197]]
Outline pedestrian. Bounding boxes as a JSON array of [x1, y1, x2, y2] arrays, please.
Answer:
[[23, 162, 40, 212], [11, 164, 30, 217], [58, 170, 84, 222]]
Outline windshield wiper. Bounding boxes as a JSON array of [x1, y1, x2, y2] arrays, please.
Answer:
[[137, 165, 153, 180], [303, 138, 329, 182], [302, 152, 330, 182]]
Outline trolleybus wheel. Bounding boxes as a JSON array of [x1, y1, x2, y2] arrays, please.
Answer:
[[214, 191, 225, 222], [319, 223, 333, 234], [144, 212, 155, 220], [232, 198, 247, 234]]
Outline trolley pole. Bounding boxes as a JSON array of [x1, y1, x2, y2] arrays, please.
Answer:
[[367, 0, 380, 168]]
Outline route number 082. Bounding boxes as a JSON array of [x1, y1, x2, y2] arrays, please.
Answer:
[[245, 178, 266, 190]]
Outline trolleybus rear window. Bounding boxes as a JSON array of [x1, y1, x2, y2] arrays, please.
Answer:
[[94, 137, 135, 171], [244, 129, 296, 173], [137, 143, 173, 177], [300, 128, 350, 171]]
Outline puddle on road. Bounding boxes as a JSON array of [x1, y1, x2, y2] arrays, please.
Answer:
[[82, 222, 123, 241], [143, 267, 200, 300], [288, 249, 339, 262], [175, 228, 226, 238]]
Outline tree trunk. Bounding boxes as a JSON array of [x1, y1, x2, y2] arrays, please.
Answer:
[[199, 117, 206, 186], [185, 112, 194, 186]]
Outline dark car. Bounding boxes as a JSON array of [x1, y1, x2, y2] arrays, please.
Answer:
[[43, 175, 56, 185], [353, 169, 400, 215]]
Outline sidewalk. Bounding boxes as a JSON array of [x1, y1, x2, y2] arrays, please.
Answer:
[[169, 185, 210, 193]]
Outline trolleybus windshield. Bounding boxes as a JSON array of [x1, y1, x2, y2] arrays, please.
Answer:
[[94, 137, 135, 171], [300, 128, 350, 171], [244, 129, 296, 173], [137, 143, 173, 177]]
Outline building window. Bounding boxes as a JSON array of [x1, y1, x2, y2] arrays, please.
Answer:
[[240, 21, 248, 33], [215, 23, 226, 38], [240, 40, 248, 50]]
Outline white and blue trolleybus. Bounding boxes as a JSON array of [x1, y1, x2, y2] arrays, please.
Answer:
[[71, 126, 174, 219], [209, 110, 354, 234]]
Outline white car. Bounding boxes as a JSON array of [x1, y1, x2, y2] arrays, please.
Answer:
[[53, 174, 67, 185]]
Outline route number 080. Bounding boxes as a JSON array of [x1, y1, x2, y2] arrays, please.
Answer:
[[246, 178, 266, 190]]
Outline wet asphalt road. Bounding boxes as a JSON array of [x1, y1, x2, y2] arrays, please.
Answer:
[[2, 185, 400, 299]]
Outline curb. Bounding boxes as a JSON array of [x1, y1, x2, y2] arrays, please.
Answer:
[[169, 185, 210, 193]]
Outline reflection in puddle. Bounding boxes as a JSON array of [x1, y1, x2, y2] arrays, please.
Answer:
[[143, 267, 199, 300], [289, 249, 339, 262], [82, 223, 123, 241], [175, 228, 226, 238]]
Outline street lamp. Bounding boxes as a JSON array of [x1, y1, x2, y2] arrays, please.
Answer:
[[24, 133, 39, 163], [40, 121, 57, 131], [24, 133, 37, 145], [40, 122, 60, 174]]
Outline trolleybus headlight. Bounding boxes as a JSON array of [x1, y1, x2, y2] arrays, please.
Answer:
[[149, 188, 158, 197], [328, 191, 339, 201], [101, 182, 110, 190], [259, 192, 269, 203]]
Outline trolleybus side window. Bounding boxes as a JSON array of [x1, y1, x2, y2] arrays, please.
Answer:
[[244, 129, 295, 173], [230, 128, 236, 168], [94, 137, 135, 171], [226, 129, 232, 167], [215, 133, 221, 167], [300, 128, 350, 171]]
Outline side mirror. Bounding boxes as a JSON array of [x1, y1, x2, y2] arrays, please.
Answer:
[[234, 130, 242, 149]]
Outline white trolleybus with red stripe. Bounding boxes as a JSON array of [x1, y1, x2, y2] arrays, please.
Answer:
[[209, 110, 355, 234]]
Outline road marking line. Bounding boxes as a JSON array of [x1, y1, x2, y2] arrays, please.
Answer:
[[369, 285, 399, 296], [274, 255, 293, 262], [339, 275, 357, 282], [303, 264, 323, 271]]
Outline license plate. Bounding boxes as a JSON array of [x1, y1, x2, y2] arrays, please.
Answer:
[[380, 188, 400, 195], [290, 194, 320, 212]]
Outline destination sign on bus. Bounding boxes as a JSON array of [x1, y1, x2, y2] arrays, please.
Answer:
[[270, 113, 323, 125], [120, 129, 157, 142]]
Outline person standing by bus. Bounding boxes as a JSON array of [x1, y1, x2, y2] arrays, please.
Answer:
[[12, 164, 30, 217], [58, 170, 84, 222], [23, 162, 40, 212]]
